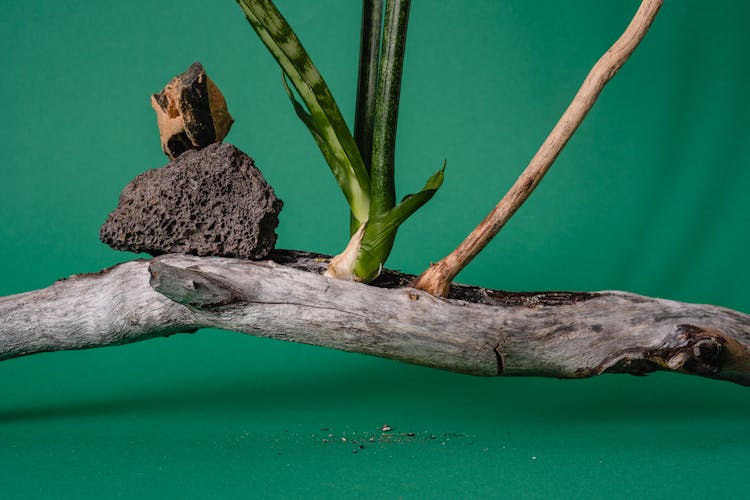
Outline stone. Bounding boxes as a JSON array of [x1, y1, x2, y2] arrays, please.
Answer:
[[151, 62, 234, 159], [100, 143, 282, 260]]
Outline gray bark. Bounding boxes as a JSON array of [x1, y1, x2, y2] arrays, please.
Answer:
[[1, 252, 749, 386]]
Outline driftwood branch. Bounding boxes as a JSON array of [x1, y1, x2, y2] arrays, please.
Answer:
[[414, 0, 664, 296], [2, 252, 749, 386]]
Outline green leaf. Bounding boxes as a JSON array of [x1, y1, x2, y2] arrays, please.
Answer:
[[354, 161, 446, 280], [281, 74, 341, 179], [237, 0, 370, 228]]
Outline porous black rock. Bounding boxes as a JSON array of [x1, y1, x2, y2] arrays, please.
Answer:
[[100, 143, 282, 260]]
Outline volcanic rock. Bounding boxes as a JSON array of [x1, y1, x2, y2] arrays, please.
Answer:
[[100, 143, 282, 260]]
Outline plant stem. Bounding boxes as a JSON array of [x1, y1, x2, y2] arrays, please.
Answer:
[[343, 0, 412, 280], [413, 0, 664, 297], [353, 0, 384, 174], [369, 0, 411, 217]]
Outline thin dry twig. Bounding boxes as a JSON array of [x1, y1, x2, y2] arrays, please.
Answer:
[[413, 0, 664, 297]]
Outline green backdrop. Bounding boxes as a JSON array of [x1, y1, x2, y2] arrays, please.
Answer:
[[1, 1, 749, 498]]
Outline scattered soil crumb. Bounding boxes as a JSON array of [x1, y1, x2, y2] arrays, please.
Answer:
[[312, 426, 475, 454]]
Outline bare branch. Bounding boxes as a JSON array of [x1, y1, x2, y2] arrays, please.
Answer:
[[413, 0, 664, 296], [2, 253, 749, 386]]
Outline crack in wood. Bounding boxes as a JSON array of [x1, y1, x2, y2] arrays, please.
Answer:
[[494, 344, 505, 375]]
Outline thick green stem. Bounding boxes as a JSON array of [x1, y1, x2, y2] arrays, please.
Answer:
[[351, 0, 384, 234], [353, 0, 384, 174], [369, 0, 411, 217], [349, 0, 412, 280]]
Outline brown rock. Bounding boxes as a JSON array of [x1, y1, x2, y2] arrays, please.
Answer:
[[151, 62, 234, 159]]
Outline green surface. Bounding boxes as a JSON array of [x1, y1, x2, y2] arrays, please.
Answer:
[[1, 1, 749, 498]]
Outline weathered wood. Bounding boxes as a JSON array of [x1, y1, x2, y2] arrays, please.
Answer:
[[1, 252, 749, 386]]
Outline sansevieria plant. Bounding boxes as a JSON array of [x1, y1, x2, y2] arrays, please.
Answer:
[[236, 0, 444, 282]]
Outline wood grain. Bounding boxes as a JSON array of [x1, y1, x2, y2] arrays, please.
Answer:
[[1, 252, 748, 386]]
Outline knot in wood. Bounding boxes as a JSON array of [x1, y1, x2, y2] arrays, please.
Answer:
[[692, 338, 724, 366], [668, 324, 727, 375]]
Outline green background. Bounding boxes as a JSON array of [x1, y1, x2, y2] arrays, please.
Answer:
[[1, 0, 749, 497]]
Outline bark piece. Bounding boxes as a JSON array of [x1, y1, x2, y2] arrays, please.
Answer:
[[100, 143, 283, 260], [151, 62, 234, 159], [1, 252, 749, 387]]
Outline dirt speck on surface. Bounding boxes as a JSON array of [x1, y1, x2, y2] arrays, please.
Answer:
[[311, 426, 476, 454]]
